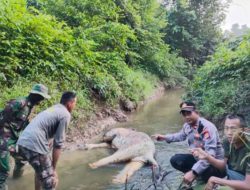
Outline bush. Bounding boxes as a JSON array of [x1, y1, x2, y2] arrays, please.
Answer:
[[185, 32, 250, 124], [0, 0, 187, 125]]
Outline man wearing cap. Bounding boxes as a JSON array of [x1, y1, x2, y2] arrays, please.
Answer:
[[152, 101, 225, 186], [0, 84, 50, 190]]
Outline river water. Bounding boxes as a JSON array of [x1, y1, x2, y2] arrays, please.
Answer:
[[8, 89, 189, 190]]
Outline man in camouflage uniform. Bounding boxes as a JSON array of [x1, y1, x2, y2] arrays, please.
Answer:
[[0, 84, 50, 190]]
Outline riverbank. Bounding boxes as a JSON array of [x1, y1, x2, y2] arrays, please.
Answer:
[[9, 88, 184, 190], [64, 84, 168, 151]]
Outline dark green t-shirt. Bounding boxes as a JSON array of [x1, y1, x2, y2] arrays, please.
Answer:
[[223, 138, 250, 175]]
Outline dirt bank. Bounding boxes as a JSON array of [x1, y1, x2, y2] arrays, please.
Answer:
[[64, 84, 167, 151]]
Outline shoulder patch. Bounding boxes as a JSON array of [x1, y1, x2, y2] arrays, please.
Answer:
[[202, 130, 210, 139]]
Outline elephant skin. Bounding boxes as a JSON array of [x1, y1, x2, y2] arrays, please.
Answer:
[[85, 128, 157, 183]]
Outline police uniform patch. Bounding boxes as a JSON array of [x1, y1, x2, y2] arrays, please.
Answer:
[[203, 130, 210, 139]]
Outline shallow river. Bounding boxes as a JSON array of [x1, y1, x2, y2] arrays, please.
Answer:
[[9, 89, 189, 190]]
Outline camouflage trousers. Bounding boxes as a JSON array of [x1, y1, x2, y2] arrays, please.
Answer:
[[17, 145, 56, 190], [0, 136, 26, 190]]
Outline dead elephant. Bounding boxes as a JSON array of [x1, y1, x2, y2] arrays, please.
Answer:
[[85, 128, 158, 183]]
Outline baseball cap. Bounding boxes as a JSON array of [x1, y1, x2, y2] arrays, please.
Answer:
[[180, 105, 195, 113]]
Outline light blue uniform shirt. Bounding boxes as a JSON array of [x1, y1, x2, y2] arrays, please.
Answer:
[[165, 117, 224, 174]]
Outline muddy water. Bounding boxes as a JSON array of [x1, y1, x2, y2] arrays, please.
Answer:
[[8, 89, 187, 190]]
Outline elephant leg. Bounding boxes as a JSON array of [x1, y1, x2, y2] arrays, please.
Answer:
[[112, 161, 144, 184], [85, 143, 111, 150], [89, 151, 130, 169]]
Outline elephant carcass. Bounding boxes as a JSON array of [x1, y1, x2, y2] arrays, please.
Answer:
[[85, 128, 157, 183]]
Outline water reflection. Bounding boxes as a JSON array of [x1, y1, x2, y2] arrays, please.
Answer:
[[8, 89, 185, 190]]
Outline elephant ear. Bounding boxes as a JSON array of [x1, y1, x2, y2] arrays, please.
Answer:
[[103, 129, 117, 142]]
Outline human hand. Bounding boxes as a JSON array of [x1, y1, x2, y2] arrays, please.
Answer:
[[191, 148, 209, 160], [151, 134, 166, 141], [205, 176, 218, 190], [48, 139, 54, 149], [183, 170, 196, 184]]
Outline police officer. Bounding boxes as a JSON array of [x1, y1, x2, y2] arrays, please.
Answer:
[[0, 84, 50, 190], [152, 101, 226, 186]]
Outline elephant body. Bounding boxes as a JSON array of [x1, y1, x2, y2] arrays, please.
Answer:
[[86, 128, 157, 183]]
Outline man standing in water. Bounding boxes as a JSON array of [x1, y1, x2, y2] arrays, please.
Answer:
[[0, 84, 50, 190], [152, 101, 225, 186], [17, 91, 77, 190], [192, 114, 250, 190]]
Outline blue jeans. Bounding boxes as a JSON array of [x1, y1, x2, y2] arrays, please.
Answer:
[[226, 165, 245, 180]]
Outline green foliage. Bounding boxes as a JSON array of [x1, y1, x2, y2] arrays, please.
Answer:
[[118, 0, 184, 79], [0, 0, 186, 121], [163, 0, 228, 66], [119, 69, 158, 102], [86, 69, 122, 103], [41, 0, 186, 95], [0, 76, 93, 117], [185, 32, 250, 123], [0, 0, 76, 84]]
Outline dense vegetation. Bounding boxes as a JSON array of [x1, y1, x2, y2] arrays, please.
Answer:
[[185, 32, 250, 124], [162, 0, 250, 125], [0, 0, 186, 117], [1, 0, 248, 125], [163, 0, 228, 66]]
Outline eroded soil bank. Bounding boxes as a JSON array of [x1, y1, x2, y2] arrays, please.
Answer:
[[64, 85, 168, 151]]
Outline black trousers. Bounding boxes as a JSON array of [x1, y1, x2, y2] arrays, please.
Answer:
[[170, 154, 226, 182]]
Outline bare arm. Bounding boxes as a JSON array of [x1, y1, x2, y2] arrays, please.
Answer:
[[151, 134, 166, 141], [152, 126, 187, 143], [206, 154, 227, 171], [52, 148, 61, 169], [206, 175, 250, 190], [192, 148, 226, 171]]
